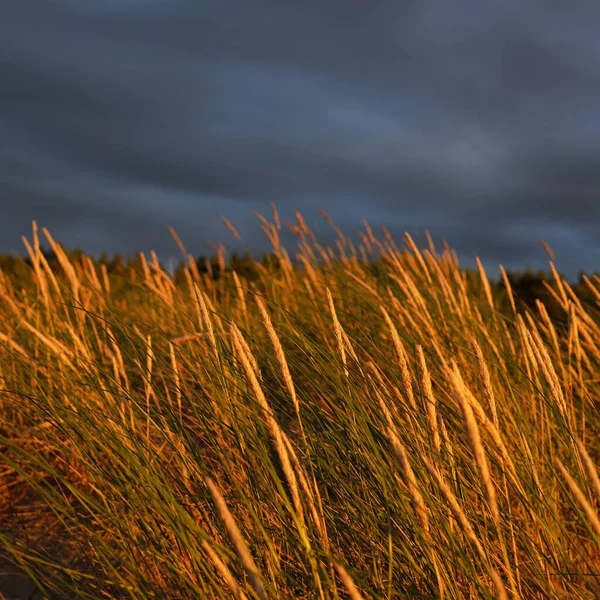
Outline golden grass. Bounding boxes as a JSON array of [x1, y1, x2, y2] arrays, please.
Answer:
[[0, 211, 599, 599], [205, 476, 267, 600]]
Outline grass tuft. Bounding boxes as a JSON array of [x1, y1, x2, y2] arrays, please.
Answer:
[[1, 210, 599, 598]]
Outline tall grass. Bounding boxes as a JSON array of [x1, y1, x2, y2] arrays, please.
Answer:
[[1, 209, 599, 599]]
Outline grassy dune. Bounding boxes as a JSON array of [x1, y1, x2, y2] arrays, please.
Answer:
[[1, 209, 599, 599]]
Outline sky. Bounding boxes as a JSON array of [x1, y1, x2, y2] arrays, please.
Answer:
[[2, 0, 600, 281]]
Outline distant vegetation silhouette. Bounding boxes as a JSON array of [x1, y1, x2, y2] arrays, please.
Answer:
[[0, 245, 598, 326]]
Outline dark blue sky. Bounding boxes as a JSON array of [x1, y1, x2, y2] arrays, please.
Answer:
[[2, 0, 600, 281]]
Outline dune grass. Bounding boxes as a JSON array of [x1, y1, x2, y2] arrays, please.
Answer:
[[1, 208, 599, 599]]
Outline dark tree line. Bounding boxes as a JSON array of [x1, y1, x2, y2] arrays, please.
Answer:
[[0, 246, 598, 325], [0, 247, 273, 287]]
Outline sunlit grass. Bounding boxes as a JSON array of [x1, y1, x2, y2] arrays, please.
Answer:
[[1, 208, 599, 599]]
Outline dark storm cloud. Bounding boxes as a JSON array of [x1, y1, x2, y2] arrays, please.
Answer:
[[2, 0, 600, 278]]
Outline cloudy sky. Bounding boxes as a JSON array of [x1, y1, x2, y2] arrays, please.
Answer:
[[2, 0, 600, 281]]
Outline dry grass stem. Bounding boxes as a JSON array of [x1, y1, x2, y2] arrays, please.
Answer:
[[326, 287, 348, 378], [230, 324, 305, 526], [556, 460, 600, 540], [449, 363, 500, 527], [416, 345, 441, 454], [380, 306, 415, 409], [205, 476, 267, 600], [423, 457, 488, 564], [202, 540, 249, 600], [333, 562, 367, 600]]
